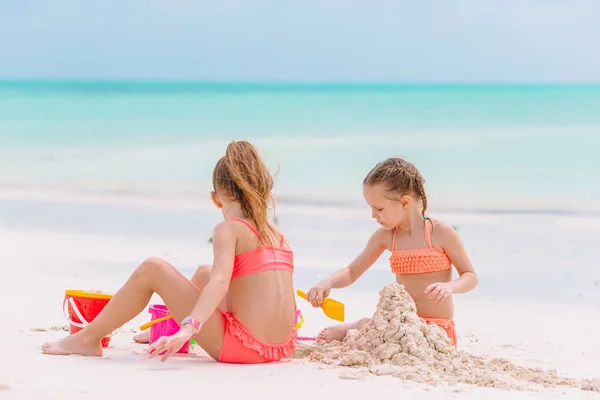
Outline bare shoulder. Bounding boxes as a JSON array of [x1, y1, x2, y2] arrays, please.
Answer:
[[428, 217, 455, 234], [371, 227, 393, 251], [427, 217, 459, 248], [213, 220, 237, 238]]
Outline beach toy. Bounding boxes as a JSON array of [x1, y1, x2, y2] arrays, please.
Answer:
[[295, 309, 316, 341], [294, 309, 305, 330], [145, 304, 190, 354], [296, 289, 345, 322], [63, 289, 114, 348], [140, 308, 316, 346], [139, 311, 196, 349], [139, 315, 173, 331]]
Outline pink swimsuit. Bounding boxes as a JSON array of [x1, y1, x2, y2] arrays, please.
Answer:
[[217, 218, 298, 364]]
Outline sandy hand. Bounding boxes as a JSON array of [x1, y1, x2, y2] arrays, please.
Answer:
[[147, 328, 193, 362], [306, 280, 332, 307], [424, 282, 454, 304]]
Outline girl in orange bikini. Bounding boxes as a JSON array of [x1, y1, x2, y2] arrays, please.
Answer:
[[42, 140, 298, 364], [306, 158, 478, 346]]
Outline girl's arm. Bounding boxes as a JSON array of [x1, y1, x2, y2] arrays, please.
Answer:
[[319, 228, 388, 289], [424, 222, 478, 304], [187, 221, 236, 326], [441, 224, 479, 293]]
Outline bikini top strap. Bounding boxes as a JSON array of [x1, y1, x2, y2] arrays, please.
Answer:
[[423, 216, 433, 248], [391, 226, 399, 251], [230, 218, 263, 243], [280, 234, 286, 247]]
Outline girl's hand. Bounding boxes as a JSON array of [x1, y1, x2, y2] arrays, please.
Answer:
[[147, 325, 194, 362], [424, 282, 454, 304], [306, 279, 332, 307]]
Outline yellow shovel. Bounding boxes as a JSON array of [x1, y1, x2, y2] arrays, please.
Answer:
[[296, 289, 345, 322]]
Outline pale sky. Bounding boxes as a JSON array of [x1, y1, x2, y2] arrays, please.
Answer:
[[0, 0, 598, 82]]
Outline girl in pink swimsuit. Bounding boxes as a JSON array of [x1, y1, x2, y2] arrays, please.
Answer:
[[306, 158, 479, 347], [42, 140, 298, 364]]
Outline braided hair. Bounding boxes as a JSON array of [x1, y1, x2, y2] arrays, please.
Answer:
[[363, 158, 428, 218]]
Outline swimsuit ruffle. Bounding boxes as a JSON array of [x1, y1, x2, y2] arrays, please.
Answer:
[[223, 311, 298, 360], [389, 251, 451, 274]]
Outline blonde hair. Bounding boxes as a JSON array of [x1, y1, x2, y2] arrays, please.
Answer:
[[212, 141, 279, 244], [363, 157, 428, 217]]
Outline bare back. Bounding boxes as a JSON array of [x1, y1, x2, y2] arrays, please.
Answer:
[[225, 218, 296, 343]]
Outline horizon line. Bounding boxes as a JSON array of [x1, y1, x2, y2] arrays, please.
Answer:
[[1, 77, 600, 86]]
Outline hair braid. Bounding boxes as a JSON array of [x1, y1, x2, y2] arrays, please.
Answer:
[[363, 157, 428, 216], [414, 176, 427, 217]]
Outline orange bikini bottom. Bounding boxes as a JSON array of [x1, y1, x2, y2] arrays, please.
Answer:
[[217, 311, 298, 364], [421, 317, 457, 347]]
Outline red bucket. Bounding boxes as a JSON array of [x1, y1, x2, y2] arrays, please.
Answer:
[[63, 290, 114, 348]]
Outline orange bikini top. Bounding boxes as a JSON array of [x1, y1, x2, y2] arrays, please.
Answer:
[[230, 218, 294, 279], [389, 217, 452, 275]]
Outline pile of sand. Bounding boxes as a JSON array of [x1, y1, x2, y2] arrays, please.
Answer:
[[292, 283, 599, 392]]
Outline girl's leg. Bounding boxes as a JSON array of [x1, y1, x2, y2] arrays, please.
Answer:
[[42, 257, 225, 360], [133, 264, 227, 344]]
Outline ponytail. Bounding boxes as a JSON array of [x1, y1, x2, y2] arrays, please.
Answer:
[[212, 141, 279, 245]]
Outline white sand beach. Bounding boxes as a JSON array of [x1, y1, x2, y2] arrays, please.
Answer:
[[2, 3, 600, 397], [1, 190, 599, 399]]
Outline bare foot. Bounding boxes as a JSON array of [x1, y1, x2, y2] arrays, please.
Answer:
[[316, 322, 353, 343], [41, 333, 103, 357], [133, 330, 150, 344]]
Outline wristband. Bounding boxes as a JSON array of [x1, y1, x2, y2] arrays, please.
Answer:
[[181, 316, 202, 333]]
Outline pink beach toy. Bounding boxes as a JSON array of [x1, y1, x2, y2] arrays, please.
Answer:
[[294, 309, 316, 341], [148, 304, 190, 354]]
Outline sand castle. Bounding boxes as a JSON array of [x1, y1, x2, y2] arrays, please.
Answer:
[[292, 283, 599, 392]]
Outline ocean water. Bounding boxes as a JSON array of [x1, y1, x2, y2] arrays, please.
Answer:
[[1, 80, 600, 214], [1, 81, 599, 310]]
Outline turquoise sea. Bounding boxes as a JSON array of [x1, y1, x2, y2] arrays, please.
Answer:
[[1, 80, 599, 310], [1, 80, 599, 214]]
